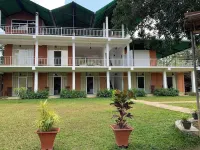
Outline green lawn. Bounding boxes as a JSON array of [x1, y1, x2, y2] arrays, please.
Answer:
[[0, 98, 200, 150], [165, 103, 197, 109], [140, 96, 196, 102]]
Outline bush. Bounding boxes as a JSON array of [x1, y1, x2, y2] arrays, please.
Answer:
[[153, 88, 179, 96], [60, 89, 86, 98], [37, 100, 60, 132], [97, 89, 113, 98], [14, 88, 49, 99], [186, 92, 196, 96], [129, 88, 146, 98]]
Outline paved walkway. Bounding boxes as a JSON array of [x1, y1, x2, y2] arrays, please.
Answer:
[[135, 100, 193, 113], [159, 101, 196, 104]]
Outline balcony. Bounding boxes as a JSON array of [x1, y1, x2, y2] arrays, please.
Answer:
[[0, 26, 123, 38], [0, 57, 194, 68]]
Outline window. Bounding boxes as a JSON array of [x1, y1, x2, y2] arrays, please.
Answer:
[[12, 20, 35, 31]]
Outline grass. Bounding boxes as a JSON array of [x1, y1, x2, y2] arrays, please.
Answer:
[[140, 96, 196, 102], [0, 98, 200, 150], [165, 103, 197, 109]]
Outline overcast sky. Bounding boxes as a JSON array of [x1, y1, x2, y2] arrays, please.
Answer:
[[32, 0, 113, 12]]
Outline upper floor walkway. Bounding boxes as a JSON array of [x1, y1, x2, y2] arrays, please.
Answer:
[[0, 26, 124, 39]]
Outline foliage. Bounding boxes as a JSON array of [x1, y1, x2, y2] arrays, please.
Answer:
[[60, 89, 86, 98], [186, 92, 196, 96], [97, 89, 113, 98], [37, 100, 59, 132], [129, 88, 146, 99], [153, 88, 179, 96], [110, 90, 134, 129], [14, 88, 49, 99]]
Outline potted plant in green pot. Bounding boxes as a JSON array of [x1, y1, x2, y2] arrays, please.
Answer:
[[110, 90, 134, 148], [36, 100, 60, 150], [181, 116, 191, 130]]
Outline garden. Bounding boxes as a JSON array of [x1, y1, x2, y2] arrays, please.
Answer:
[[0, 95, 200, 150]]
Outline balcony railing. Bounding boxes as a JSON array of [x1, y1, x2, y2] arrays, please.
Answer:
[[75, 58, 106, 66], [0, 25, 123, 38], [0, 56, 194, 67]]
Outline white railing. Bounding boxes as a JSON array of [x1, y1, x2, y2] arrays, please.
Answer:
[[0, 56, 194, 67], [75, 58, 106, 66], [0, 56, 34, 66], [0, 25, 124, 38], [0, 26, 35, 34], [38, 58, 73, 66], [39, 27, 104, 37], [109, 29, 123, 38]]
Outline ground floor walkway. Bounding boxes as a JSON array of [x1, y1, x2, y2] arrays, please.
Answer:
[[135, 100, 194, 113]]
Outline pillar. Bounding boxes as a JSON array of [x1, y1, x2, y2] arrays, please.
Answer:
[[107, 71, 110, 90], [103, 23, 106, 37], [163, 71, 167, 88], [122, 24, 125, 38], [72, 42, 75, 67], [0, 10, 2, 27], [72, 71, 75, 90], [106, 16, 109, 38], [35, 40, 38, 66], [106, 42, 109, 67], [128, 71, 132, 89], [127, 44, 130, 66], [191, 70, 196, 92], [35, 12, 39, 35], [34, 71, 38, 92]]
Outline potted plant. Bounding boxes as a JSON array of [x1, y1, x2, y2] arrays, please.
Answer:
[[110, 90, 134, 148], [36, 100, 60, 150], [181, 116, 191, 130], [192, 106, 198, 120]]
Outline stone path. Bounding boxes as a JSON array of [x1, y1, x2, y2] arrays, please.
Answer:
[[135, 100, 193, 113]]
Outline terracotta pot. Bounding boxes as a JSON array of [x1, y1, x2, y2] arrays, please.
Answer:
[[110, 125, 133, 147], [36, 128, 60, 150]]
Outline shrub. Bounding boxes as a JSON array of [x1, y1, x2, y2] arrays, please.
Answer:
[[186, 92, 196, 96], [37, 100, 60, 132], [97, 89, 113, 98], [60, 89, 86, 98], [111, 90, 134, 129], [14, 88, 49, 99], [153, 88, 179, 96], [129, 88, 146, 99]]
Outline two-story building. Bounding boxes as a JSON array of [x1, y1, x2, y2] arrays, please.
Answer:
[[0, 0, 196, 96]]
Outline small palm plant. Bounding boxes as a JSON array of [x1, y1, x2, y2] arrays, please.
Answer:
[[37, 100, 60, 132], [110, 90, 134, 129]]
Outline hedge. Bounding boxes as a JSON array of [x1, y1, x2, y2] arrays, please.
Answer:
[[60, 89, 86, 98]]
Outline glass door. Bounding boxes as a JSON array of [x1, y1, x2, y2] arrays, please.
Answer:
[[18, 77, 27, 89], [137, 76, 145, 89], [87, 77, 94, 94], [54, 51, 61, 66]]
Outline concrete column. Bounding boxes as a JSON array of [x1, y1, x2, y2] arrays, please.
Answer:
[[0, 10, 2, 27], [122, 24, 125, 38], [35, 40, 38, 66], [103, 23, 106, 37], [128, 71, 132, 89], [72, 42, 75, 67], [106, 42, 109, 67], [191, 70, 196, 92], [107, 71, 110, 90], [72, 71, 75, 90], [163, 71, 167, 88], [127, 44, 130, 66], [106, 16, 109, 38], [35, 12, 39, 35], [34, 71, 38, 92]]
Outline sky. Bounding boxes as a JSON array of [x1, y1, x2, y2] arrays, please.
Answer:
[[31, 0, 113, 12]]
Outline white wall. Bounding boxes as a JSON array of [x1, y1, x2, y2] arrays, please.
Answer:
[[134, 50, 150, 66], [110, 48, 123, 66], [47, 46, 68, 66]]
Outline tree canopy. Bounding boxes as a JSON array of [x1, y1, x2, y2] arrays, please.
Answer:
[[112, 0, 200, 56]]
